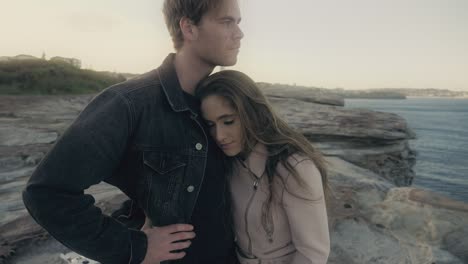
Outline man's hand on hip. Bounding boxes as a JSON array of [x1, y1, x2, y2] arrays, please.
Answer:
[[141, 222, 195, 264]]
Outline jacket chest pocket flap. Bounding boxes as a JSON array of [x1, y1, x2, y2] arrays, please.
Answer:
[[143, 152, 187, 175]]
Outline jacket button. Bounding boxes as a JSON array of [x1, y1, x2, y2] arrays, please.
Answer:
[[195, 143, 203, 150], [187, 185, 195, 192]]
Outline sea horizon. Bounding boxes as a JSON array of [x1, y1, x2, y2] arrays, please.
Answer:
[[345, 97, 468, 203]]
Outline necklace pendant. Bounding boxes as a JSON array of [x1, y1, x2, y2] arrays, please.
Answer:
[[253, 180, 259, 190]]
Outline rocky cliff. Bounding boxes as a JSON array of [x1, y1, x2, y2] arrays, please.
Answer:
[[0, 91, 466, 264]]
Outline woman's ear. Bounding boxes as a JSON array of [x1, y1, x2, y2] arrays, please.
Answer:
[[180, 17, 198, 41]]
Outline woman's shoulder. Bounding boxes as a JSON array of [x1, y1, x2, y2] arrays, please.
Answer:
[[276, 154, 324, 199], [287, 153, 314, 168], [276, 154, 320, 178]]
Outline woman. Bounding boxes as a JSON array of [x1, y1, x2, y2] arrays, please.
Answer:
[[196, 70, 330, 264]]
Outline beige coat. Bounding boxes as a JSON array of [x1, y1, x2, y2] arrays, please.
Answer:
[[231, 144, 330, 264]]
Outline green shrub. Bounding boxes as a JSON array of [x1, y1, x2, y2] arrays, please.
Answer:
[[0, 59, 126, 95]]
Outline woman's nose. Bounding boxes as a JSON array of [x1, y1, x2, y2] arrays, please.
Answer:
[[215, 126, 227, 143]]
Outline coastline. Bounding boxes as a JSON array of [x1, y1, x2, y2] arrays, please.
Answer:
[[406, 95, 468, 99], [346, 96, 468, 100], [406, 96, 468, 100], [1, 94, 468, 264], [345, 97, 468, 203]]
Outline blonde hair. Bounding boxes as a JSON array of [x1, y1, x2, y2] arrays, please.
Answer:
[[163, 0, 222, 50]]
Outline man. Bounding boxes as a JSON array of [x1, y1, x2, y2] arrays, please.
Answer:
[[22, 0, 243, 263]]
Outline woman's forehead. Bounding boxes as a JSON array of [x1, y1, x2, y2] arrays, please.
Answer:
[[201, 95, 236, 119]]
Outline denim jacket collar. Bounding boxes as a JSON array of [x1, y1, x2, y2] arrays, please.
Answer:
[[157, 53, 191, 113]]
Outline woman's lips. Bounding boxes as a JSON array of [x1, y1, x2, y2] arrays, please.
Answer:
[[220, 142, 233, 149]]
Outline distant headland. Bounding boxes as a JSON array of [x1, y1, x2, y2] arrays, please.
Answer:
[[258, 83, 468, 100], [1, 54, 466, 98], [0, 54, 136, 95]]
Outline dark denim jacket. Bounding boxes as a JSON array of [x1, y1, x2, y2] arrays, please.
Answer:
[[22, 54, 226, 264]]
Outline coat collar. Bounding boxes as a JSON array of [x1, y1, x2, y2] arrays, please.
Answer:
[[157, 53, 191, 113], [242, 143, 269, 178]]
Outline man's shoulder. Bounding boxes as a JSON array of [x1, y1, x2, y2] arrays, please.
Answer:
[[107, 68, 162, 98]]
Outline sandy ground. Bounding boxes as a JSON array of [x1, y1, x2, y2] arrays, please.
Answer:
[[6, 238, 69, 264]]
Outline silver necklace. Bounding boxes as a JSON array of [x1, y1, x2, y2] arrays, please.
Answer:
[[238, 157, 265, 190]]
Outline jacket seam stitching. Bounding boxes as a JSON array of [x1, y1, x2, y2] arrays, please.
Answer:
[[109, 89, 135, 136], [281, 158, 312, 202], [127, 231, 133, 264]]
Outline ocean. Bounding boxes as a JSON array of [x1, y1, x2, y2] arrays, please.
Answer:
[[345, 98, 468, 203]]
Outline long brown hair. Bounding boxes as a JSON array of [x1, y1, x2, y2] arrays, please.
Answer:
[[196, 70, 329, 214]]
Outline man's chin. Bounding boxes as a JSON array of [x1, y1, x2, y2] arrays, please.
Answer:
[[219, 57, 238, 67]]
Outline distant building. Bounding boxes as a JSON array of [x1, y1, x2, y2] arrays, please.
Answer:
[[13, 54, 40, 60], [50, 56, 82, 68], [0, 55, 82, 69], [0, 54, 40, 62]]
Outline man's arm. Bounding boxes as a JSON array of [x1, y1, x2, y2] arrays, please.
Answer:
[[23, 89, 147, 264]]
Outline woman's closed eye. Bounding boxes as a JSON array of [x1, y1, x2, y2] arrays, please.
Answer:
[[224, 119, 235, 125]]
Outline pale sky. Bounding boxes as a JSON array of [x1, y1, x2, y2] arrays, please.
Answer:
[[1, 0, 467, 90]]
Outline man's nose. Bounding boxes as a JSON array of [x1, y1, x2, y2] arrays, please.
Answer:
[[234, 24, 244, 40]]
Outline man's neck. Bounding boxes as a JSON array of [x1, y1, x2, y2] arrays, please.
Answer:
[[174, 50, 215, 95]]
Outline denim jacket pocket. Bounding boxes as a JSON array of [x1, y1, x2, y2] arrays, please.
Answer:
[[143, 151, 186, 175], [142, 151, 188, 226]]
